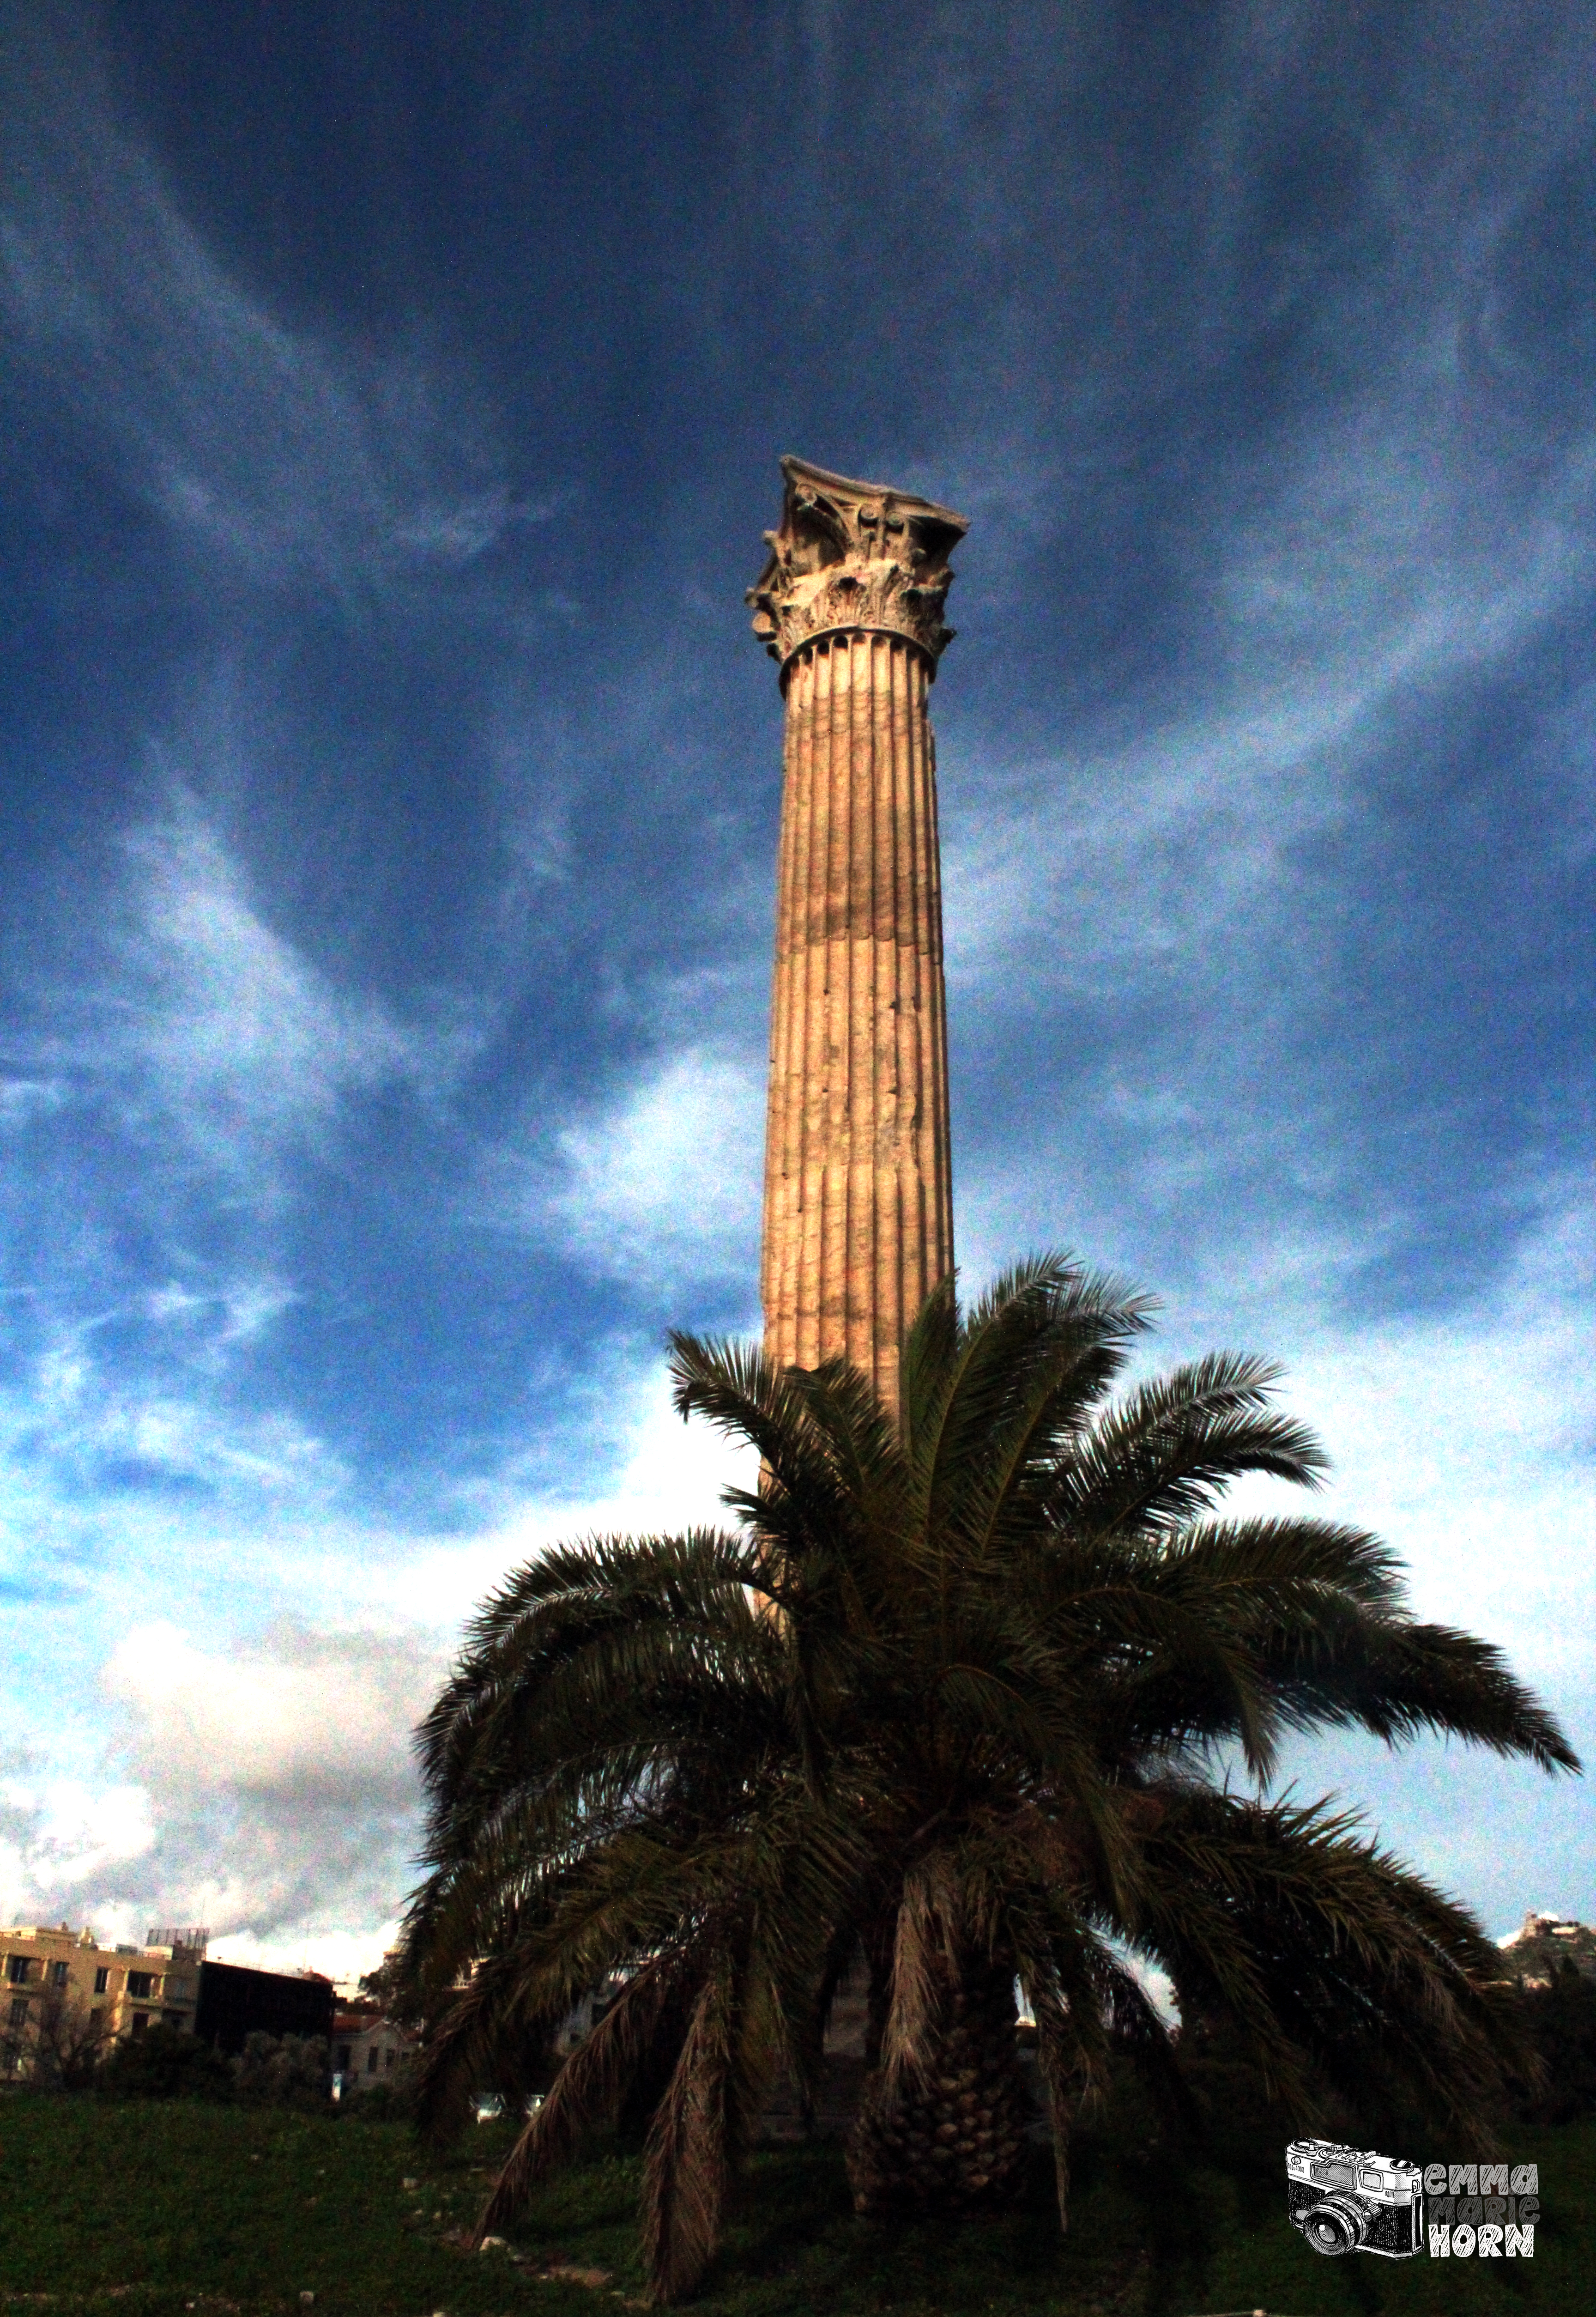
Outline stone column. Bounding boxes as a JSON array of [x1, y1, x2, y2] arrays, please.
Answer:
[[748, 457, 966, 1414]]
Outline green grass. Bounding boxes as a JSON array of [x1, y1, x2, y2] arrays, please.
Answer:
[[1, 2092, 1591, 2317]]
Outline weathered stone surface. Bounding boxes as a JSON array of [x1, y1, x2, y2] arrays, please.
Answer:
[[747, 456, 967, 674], [752, 458, 964, 1413]]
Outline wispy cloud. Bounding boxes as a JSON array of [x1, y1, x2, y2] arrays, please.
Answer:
[[4, 795, 474, 1214], [3, 1340, 342, 1510], [0, 1078, 66, 1130], [943, 424, 1593, 1008], [97, 809, 431, 1193], [0, 1265, 343, 1662], [0, 4, 532, 598]]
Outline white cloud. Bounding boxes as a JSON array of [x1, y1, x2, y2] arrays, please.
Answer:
[[479, 1044, 764, 1298], [206, 1923, 402, 1990], [0, 1346, 758, 1955], [0, 1773, 154, 1899], [104, 1620, 438, 1805], [1213, 1183, 1596, 1694], [1, 1619, 440, 1951]]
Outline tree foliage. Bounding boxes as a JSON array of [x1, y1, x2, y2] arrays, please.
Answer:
[[396, 1256, 1578, 2301], [3, 1987, 111, 2093], [1516, 1964, 1596, 2125], [91, 2025, 330, 2107]]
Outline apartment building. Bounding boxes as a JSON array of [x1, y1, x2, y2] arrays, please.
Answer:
[[2, 1923, 206, 2073]]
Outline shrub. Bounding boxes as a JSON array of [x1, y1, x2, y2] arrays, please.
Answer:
[[345, 2066, 418, 2122], [234, 2031, 333, 2112], [97, 2023, 236, 2103]]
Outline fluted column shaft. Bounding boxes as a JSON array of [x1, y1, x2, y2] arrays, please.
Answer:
[[760, 631, 953, 1413]]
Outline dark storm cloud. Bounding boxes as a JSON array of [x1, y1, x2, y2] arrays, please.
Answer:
[[0, 0, 1590, 1958]]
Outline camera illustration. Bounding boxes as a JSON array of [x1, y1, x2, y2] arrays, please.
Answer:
[[1285, 2138, 1423, 2257]]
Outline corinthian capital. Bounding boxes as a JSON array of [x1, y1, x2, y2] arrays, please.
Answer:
[[748, 455, 968, 678]]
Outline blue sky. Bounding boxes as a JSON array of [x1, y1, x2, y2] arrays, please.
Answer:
[[1, 0, 1591, 1982]]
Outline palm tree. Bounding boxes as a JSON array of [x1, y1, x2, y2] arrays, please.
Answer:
[[397, 1256, 1577, 2302]]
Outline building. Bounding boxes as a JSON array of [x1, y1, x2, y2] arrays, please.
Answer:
[[1, 1923, 206, 2075], [1498, 1910, 1596, 1988], [553, 1971, 633, 2058], [193, 1958, 334, 2054], [330, 1996, 414, 2094], [1, 1923, 343, 2079]]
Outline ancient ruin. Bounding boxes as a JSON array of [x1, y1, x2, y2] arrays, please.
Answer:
[[749, 456, 966, 1412]]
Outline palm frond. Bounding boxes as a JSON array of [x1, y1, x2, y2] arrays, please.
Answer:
[[897, 1272, 962, 1462], [1056, 1353, 1329, 1541], [475, 1944, 692, 2242], [878, 1861, 955, 2091], [913, 1257, 1151, 1547], [639, 1947, 740, 2302], [1137, 1786, 1535, 2131], [1258, 1613, 1581, 1771], [1010, 1943, 1080, 2233]]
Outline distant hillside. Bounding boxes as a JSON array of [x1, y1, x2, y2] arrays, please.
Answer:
[[1498, 1911, 1596, 1985]]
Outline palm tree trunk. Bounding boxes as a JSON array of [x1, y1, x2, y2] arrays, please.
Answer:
[[845, 1956, 1032, 2214], [1050, 2119, 1071, 2234]]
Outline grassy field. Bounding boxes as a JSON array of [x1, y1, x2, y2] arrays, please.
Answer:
[[1, 2090, 1591, 2317]]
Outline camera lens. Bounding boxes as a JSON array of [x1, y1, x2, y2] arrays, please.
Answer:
[[1302, 2199, 1364, 2255]]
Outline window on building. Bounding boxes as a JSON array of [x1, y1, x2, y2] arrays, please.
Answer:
[[8, 1998, 28, 2027], [367, 2045, 379, 2073], [335, 2044, 352, 2073], [6, 1955, 32, 1984], [90, 2009, 103, 2032], [384, 2046, 395, 2071], [126, 1972, 153, 1999], [48, 1961, 70, 1988], [130, 2013, 150, 2037], [94, 1967, 110, 1994], [162, 2011, 183, 2027]]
